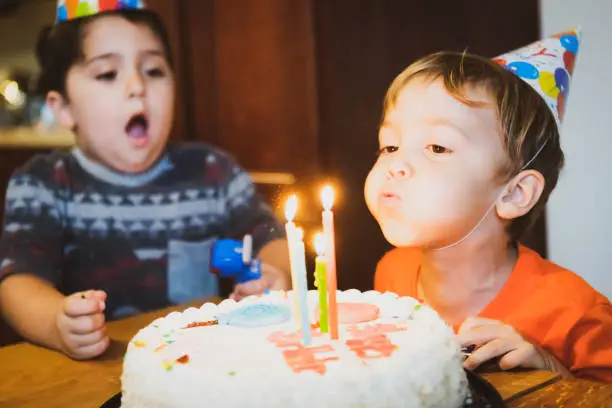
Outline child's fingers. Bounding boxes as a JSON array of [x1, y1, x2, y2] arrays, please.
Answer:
[[87, 290, 107, 302], [230, 264, 289, 300], [498, 347, 528, 371], [68, 328, 107, 348], [70, 336, 110, 361], [464, 338, 513, 370], [457, 322, 512, 347], [260, 264, 288, 290], [64, 292, 105, 317], [499, 344, 545, 371], [78, 289, 106, 301], [67, 313, 106, 335], [458, 317, 503, 334], [233, 279, 268, 297], [80, 290, 107, 311]]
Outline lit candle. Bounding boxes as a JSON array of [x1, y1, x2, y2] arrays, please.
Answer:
[[294, 228, 312, 346], [321, 185, 339, 339], [284, 196, 311, 345], [313, 232, 328, 333], [285, 194, 298, 241]]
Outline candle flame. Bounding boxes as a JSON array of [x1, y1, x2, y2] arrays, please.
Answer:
[[285, 194, 298, 221], [321, 185, 335, 210], [295, 227, 304, 242], [314, 232, 325, 256]]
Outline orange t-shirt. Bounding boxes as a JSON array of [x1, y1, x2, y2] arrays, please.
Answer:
[[375, 245, 612, 383]]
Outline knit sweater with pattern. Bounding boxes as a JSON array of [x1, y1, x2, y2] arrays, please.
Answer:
[[0, 143, 284, 319]]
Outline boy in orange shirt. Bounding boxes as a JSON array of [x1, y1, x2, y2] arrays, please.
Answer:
[[365, 30, 612, 383]]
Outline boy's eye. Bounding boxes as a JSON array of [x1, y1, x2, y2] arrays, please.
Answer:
[[377, 146, 399, 156], [96, 71, 117, 81], [427, 144, 452, 154]]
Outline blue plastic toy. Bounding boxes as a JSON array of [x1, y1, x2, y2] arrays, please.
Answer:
[[211, 235, 262, 283]]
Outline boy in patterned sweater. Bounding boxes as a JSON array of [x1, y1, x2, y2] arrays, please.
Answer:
[[0, 1, 289, 360]]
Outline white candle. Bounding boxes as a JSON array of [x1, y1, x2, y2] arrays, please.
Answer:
[[284, 195, 311, 345], [284, 195, 300, 325], [293, 228, 312, 345], [285, 195, 299, 240]]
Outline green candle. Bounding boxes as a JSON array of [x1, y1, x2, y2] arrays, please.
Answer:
[[314, 233, 329, 333]]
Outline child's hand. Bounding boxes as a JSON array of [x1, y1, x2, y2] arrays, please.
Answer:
[[55, 290, 109, 360], [230, 263, 290, 301], [457, 317, 569, 375]]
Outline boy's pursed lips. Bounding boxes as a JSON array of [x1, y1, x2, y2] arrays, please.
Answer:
[[380, 190, 402, 204]]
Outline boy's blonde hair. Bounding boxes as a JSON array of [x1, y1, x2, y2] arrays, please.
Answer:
[[384, 51, 564, 241]]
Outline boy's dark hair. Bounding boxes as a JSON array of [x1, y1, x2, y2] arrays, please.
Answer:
[[35, 9, 173, 98], [384, 51, 564, 242]]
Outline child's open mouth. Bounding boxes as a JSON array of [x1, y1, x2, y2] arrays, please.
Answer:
[[125, 113, 150, 147]]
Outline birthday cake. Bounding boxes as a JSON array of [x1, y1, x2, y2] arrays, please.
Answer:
[[121, 290, 467, 407], [121, 290, 467, 408]]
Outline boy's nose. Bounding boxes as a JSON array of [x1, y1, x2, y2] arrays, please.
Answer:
[[386, 162, 410, 180]]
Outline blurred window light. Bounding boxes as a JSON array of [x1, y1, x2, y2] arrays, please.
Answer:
[[1, 79, 26, 109]]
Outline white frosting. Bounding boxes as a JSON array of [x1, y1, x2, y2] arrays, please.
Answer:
[[121, 290, 468, 408]]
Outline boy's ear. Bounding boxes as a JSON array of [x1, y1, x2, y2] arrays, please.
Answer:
[[496, 170, 545, 221], [46, 91, 76, 130]]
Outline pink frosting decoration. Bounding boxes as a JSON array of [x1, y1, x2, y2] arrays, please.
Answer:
[[315, 302, 380, 325]]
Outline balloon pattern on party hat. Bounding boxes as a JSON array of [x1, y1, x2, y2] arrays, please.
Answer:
[[493, 29, 581, 127], [56, 0, 146, 23]]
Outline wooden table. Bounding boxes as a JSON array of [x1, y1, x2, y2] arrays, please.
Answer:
[[1, 302, 610, 408]]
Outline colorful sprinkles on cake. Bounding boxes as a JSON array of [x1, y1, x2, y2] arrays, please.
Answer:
[[162, 354, 191, 372], [133, 339, 146, 348], [182, 320, 218, 329], [176, 354, 190, 364]]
